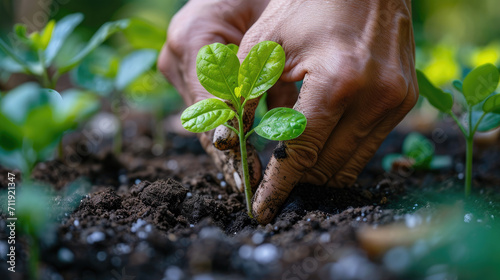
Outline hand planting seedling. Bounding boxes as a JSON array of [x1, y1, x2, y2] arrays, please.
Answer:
[[383, 132, 452, 173], [180, 41, 307, 218], [0, 13, 129, 88], [417, 63, 500, 196]]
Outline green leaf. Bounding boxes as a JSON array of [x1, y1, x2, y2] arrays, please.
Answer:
[[55, 89, 100, 127], [123, 18, 166, 51], [23, 105, 63, 152], [402, 132, 434, 168], [463, 63, 500, 106], [254, 107, 306, 141], [14, 24, 33, 47], [115, 49, 158, 91], [196, 43, 240, 101], [45, 13, 84, 65], [416, 69, 453, 113], [0, 38, 41, 75], [1, 83, 61, 124], [71, 46, 117, 95], [472, 111, 500, 132], [59, 19, 130, 73], [429, 155, 452, 170], [227, 43, 239, 54], [181, 98, 235, 133], [452, 80, 463, 92], [239, 41, 285, 100], [0, 112, 23, 151], [482, 93, 500, 114], [39, 20, 56, 50]]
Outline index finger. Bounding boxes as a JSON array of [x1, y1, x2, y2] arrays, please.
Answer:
[[252, 72, 353, 224]]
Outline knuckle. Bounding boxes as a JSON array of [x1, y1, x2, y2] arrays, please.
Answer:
[[376, 73, 408, 109], [328, 172, 357, 188], [285, 140, 321, 172]]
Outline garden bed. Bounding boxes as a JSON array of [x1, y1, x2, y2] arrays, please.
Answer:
[[1, 125, 500, 280]]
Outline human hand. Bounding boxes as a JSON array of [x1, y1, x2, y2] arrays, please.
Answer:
[[227, 0, 418, 224]]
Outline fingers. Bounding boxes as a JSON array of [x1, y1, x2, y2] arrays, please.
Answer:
[[299, 72, 410, 186], [328, 84, 418, 187], [252, 72, 348, 224]]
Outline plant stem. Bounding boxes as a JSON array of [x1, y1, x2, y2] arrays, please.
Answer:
[[465, 108, 474, 197], [237, 112, 254, 218], [57, 138, 64, 160], [111, 92, 122, 155], [450, 111, 468, 137], [28, 237, 39, 280], [37, 50, 52, 88], [465, 136, 473, 197]]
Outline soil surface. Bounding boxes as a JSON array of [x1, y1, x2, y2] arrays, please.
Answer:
[[1, 126, 500, 280]]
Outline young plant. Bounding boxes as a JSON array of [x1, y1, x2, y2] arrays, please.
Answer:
[[0, 83, 99, 176], [383, 132, 452, 173], [180, 41, 307, 217], [417, 63, 500, 196], [0, 13, 129, 88], [73, 48, 158, 154]]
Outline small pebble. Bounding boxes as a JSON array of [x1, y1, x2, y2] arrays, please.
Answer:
[[238, 245, 253, 259], [115, 243, 131, 255], [253, 243, 278, 264], [252, 232, 264, 244], [57, 248, 74, 263], [166, 160, 179, 170], [164, 266, 183, 280], [131, 219, 147, 233], [86, 232, 105, 244], [319, 233, 331, 243]]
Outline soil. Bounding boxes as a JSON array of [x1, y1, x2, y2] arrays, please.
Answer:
[[1, 125, 500, 280]]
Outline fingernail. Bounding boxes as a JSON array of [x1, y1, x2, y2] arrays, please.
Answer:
[[213, 125, 238, 150]]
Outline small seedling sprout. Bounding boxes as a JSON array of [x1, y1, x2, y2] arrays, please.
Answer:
[[180, 41, 307, 217], [417, 63, 500, 196]]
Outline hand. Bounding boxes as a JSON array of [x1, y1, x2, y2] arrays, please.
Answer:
[[158, 0, 272, 191], [232, 0, 418, 224]]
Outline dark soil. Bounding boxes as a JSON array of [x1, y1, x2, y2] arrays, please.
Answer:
[[1, 126, 500, 280]]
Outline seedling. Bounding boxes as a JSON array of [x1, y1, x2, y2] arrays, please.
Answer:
[[180, 41, 307, 217], [0, 83, 99, 176], [383, 132, 452, 173], [73, 48, 158, 153], [417, 63, 500, 196], [0, 13, 129, 88]]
